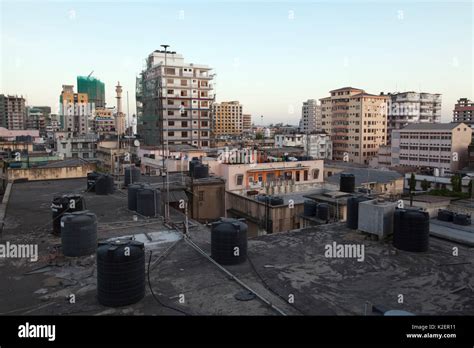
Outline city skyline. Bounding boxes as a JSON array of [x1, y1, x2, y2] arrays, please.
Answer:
[[1, 1, 472, 124]]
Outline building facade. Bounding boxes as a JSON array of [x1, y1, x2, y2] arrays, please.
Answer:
[[302, 133, 333, 160], [299, 99, 322, 133], [93, 108, 116, 135], [386, 91, 441, 143], [320, 87, 388, 165], [0, 95, 26, 130], [391, 123, 472, 174], [212, 101, 243, 136], [59, 85, 93, 135], [453, 98, 474, 127], [77, 76, 105, 108], [243, 114, 252, 132], [26, 107, 47, 135], [136, 50, 214, 148], [274, 133, 304, 147], [55, 133, 98, 160]]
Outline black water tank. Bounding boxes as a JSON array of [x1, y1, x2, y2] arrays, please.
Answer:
[[437, 209, 454, 222], [393, 209, 429, 252], [347, 196, 370, 229], [128, 183, 146, 211], [97, 239, 145, 307], [304, 200, 318, 216], [136, 188, 160, 217], [192, 164, 209, 179], [317, 203, 330, 221], [87, 172, 100, 192], [340, 173, 355, 193], [95, 175, 114, 195], [124, 166, 140, 186], [453, 213, 471, 226], [61, 211, 97, 257], [189, 158, 201, 176], [211, 218, 248, 265], [51, 194, 85, 235], [256, 195, 270, 203], [270, 196, 284, 206]]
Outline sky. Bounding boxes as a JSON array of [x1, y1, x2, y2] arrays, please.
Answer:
[[1, 0, 472, 125]]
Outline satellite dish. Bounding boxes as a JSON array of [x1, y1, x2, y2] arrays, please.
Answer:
[[134, 139, 140, 147]]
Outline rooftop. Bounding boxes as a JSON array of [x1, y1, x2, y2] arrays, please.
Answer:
[[399, 123, 465, 131], [1, 178, 473, 316], [327, 168, 403, 186]]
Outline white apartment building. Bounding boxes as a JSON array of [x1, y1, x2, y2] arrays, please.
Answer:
[[299, 99, 322, 133], [137, 51, 214, 148], [55, 133, 98, 160], [302, 133, 333, 160], [274, 133, 304, 147], [391, 123, 472, 174], [386, 91, 441, 143]]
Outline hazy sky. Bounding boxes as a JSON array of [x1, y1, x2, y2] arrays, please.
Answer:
[[1, 0, 472, 125]]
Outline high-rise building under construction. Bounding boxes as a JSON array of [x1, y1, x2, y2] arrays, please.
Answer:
[[136, 50, 214, 147], [77, 75, 105, 108]]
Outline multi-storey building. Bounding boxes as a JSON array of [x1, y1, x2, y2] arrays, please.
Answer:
[[302, 133, 333, 160], [386, 91, 441, 143], [77, 76, 105, 108], [59, 85, 93, 135], [26, 107, 47, 135], [0, 95, 26, 130], [274, 133, 304, 147], [93, 108, 116, 135], [320, 87, 388, 165], [299, 99, 322, 133], [213, 101, 243, 135], [136, 50, 214, 148], [55, 133, 98, 160], [243, 114, 252, 132], [391, 123, 472, 174], [453, 98, 474, 127]]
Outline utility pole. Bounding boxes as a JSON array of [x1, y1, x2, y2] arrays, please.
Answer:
[[161, 44, 170, 222]]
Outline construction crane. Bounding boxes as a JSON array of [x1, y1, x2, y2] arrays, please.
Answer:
[[87, 70, 94, 78]]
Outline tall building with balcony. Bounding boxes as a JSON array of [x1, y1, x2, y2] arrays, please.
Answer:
[[320, 87, 388, 165], [243, 114, 252, 132], [136, 50, 214, 148], [26, 107, 47, 135], [0, 95, 26, 130], [386, 91, 441, 143], [59, 85, 93, 135], [453, 98, 474, 127], [212, 101, 243, 136], [391, 123, 472, 174], [299, 99, 321, 133]]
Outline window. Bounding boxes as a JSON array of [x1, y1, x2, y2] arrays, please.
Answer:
[[168, 131, 174, 136], [168, 121, 175, 126], [236, 174, 244, 186], [304, 170, 308, 181], [181, 131, 188, 137], [165, 68, 175, 75], [82, 153, 89, 159], [312, 169, 320, 180], [182, 121, 188, 127]]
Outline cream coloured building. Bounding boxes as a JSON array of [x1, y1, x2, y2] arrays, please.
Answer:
[[212, 101, 243, 135]]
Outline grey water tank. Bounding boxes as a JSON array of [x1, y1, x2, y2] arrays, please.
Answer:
[[97, 239, 145, 307], [61, 211, 97, 257], [347, 196, 370, 229], [136, 188, 161, 217], [211, 218, 248, 265], [340, 173, 355, 193], [124, 166, 140, 186], [128, 183, 146, 211], [87, 172, 100, 192], [51, 194, 85, 235], [393, 209, 429, 252], [95, 175, 114, 195], [304, 200, 318, 216]]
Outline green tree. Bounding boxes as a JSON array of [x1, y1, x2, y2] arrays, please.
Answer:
[[451, 174, 462, 193], [255, 132, 264, 140], [421, 179, 430, 191], [408, 173, 416, 192]]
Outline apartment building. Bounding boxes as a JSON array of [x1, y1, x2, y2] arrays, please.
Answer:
[[0, 95, 26, 130], [299, 99, 322, 133], [243, 114, 252, 132], [93, 108, 116, 135], [320, 87, 388, 165], [302, 133, 333, 160], [136, 50, 214, 148], [59, 85, 93, 135], [55, 133, 98, 159], [453, 98, 474, 127], [274, 133, 304, 147], [391, 123, 472, 174], [26, 107, 47, 135], [213, 101, 243, 135], [386, 91, 441, 143]]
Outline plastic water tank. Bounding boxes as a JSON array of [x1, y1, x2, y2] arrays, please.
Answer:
[[304, 200, 318, 216], [51, 194, 85, 235], [87, 172, 100, 192], [256, 195, 270, 203], [317, 203, 330, 221], [97, 239, 145, 307], [95, 175, 114, 195], [136, 188, 160, 217], [437, 209, 454, 222], [211, 218, 248, 265], [192, 164, 209, 179], [269, 196, 284, 206], [189, 158, 201, 176], [61, 211, 97, 257], [347, 196, 370, 229], [124, 166, 140, 186], [340, 173, 355, 193], [393, 209, 429, 252], [128, 183, 146, 211], [453, 213, 471, 226]]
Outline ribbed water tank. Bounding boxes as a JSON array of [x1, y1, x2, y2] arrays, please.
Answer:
[[393, 209, 429, 252], [128, 183, 147, 211], [192, 164, 209, 179], [269, 196, 284, 206], [51, 194, 85, 235], [437, 209, 454, 222], [61, 211, 97, 257], [124, 166, 140, 186], [136, 188, 161, 217], [317, 203, 330, 221], [453, 213, 471, 226], [304, 200, 318, 216], [87, 172, 100, 192], [211, 218, 248, 265], [95, 175, 114, 195], [340, 173, 355, 193], [189, 158, 201, 176], [97, 239, 145, 307], [347, 196, 370, 229]]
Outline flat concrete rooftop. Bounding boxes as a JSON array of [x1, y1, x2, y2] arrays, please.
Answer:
[[1, 178, 473, 316]]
